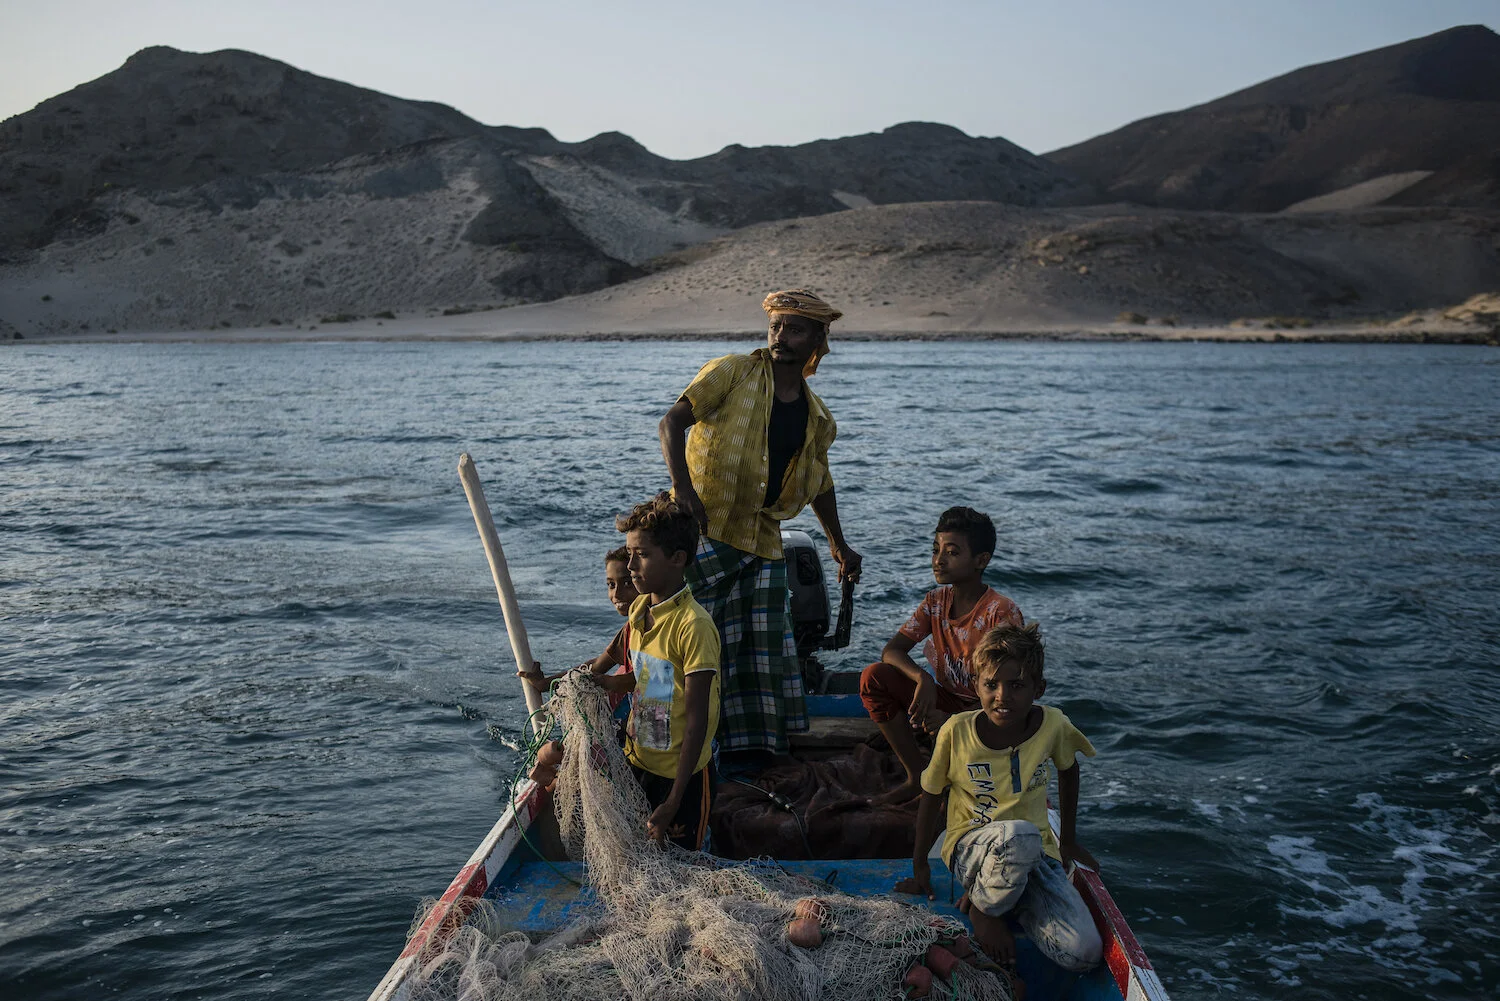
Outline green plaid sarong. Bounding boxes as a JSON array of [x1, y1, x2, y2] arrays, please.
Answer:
[[686, 536, 809, 753]]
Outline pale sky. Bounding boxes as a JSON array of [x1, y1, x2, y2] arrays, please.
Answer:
[[1, 0, 1495, 160]]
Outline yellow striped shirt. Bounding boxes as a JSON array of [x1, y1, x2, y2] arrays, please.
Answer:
[[680, 349, 836, 560]]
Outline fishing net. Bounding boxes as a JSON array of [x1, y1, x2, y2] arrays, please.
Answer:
[[407, 670, 1013, 1001], [712, 743, 921, 860]]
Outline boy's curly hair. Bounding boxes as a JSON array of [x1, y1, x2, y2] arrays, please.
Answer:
[[935, 506, 996, 558], [604, 545, 629, 565], [615, 492, 699, 559], [972, 622, 1045, 685]]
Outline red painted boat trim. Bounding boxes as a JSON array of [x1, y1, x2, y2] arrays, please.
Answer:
[[397, 859, 489, 959], [369, 779, 546, 1001], [1071, 863, 1167, 1001]]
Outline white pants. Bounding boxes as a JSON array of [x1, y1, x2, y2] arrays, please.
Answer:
[[950, 819, 1104, 973]]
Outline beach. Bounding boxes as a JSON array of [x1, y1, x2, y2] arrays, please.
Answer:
[[12, 311, 1495, 346], [7, 199, 1495, 346]]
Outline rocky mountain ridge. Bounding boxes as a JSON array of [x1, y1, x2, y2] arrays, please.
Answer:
[[0, 46, 1082, 260], [2, 31, 1497, 336], [1046, 25, 1500, 212]]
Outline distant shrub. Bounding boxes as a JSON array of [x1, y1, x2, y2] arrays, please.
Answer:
[[1115, 311, 1147, 324]]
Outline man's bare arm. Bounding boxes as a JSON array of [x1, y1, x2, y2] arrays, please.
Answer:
[[658, 398, 708, 531], [811, 487, 862, 582]]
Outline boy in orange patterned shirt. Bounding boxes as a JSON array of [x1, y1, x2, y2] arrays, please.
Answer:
[[861, 507, 1023, 804]]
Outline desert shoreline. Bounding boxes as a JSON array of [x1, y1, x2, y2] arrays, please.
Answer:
[[9, 319, 1497, 347]]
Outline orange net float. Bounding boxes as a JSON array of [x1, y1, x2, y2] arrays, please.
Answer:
[[903, 963, 933, 997], [786, 896, 830, 949]]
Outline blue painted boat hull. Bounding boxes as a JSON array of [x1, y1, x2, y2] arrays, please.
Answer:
[[368, 694, 1168, 1001]]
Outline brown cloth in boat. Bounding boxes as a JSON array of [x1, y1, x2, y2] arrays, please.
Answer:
[[761, 289, 841, 377], [710, 742, 920, 860]]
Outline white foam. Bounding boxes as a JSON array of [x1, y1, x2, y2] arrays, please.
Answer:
[[1283, 881, 1419, 932], [1266, 836, 1338, 877], [1192, 799, 1222, 821], [1182, 966, 1241, 991], [1269, 793, 1494, 949]]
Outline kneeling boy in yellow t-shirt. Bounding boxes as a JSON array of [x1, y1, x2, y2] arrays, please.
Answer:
[[614, 494, 721, 849], [901, 623, 1103, 974]]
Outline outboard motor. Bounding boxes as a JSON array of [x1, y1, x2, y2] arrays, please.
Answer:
[[781, 529, 854, 692]]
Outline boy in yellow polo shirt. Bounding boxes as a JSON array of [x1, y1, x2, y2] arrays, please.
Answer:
[[614, 494, 721, 849], [901, 623, 1103, 974]]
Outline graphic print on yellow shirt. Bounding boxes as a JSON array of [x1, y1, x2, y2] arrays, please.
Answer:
[[920, 705, 1096, 865], [629, 650, 677, 751], [623, 586, 721, 779]]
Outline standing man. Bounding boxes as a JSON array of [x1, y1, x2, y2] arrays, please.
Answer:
[[659, 289, 862, 765]]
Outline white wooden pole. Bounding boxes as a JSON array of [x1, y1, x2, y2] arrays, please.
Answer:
[[457, 452, 544, 734]]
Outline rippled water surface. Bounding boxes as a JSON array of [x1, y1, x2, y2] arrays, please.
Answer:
[[2, 340, 1498, 1000]]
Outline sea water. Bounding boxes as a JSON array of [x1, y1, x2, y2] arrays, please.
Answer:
[[1, 339, 1497, 1000]]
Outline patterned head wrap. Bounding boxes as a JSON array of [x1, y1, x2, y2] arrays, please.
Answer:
[[762, 288, 842, 377]]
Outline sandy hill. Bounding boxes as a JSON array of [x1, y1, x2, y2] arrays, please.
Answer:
[[3, 38, 1497, 339], [0, 45, 1080, 266], [9, 196, 1494, 338], [611, 121, 1084, 225], [0, 137, 642, 334], [469, 201, 1499, 333], [518, 121, 1084, 266], [1383, 152, 1500, 209], [0, 46, 1088, 333], [0, 46, 495, 255], [1047, 25, 1500, 212]]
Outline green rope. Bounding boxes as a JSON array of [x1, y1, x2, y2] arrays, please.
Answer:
[[506, 692, 586, 889], [502, 672, 631, 891]]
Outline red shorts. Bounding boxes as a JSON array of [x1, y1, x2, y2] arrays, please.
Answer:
[[858, 661, 978, 723]]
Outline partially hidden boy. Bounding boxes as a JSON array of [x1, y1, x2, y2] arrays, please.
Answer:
[[902, 623, 1103, 975], [861, 506, 1023, 804], [520, 546, 640, 712]]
